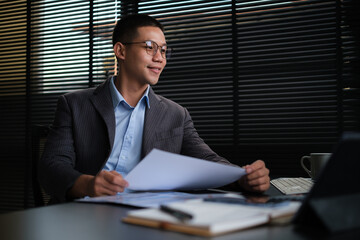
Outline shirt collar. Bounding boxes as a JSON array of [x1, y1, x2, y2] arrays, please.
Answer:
[[109, 76, 150, 109]]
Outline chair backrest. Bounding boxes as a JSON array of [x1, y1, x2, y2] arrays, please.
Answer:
[[31, 125, 51, 207]]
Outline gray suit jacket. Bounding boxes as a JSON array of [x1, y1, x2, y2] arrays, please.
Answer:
[[39, 79, 231, 202]]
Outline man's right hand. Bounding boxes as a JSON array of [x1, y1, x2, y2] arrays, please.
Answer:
[[67, 170, 129, 199], [90, 170, 129, 196]]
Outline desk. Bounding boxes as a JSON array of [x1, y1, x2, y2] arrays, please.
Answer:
[[0, 189, 358, 240]]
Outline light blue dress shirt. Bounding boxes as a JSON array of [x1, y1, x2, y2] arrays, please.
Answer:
[[103, 76, 150, 178]]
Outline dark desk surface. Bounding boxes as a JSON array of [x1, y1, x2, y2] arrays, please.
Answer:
[[0, 188, 358, 240]]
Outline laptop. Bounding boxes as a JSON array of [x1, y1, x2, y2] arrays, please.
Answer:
[[292, 132, 360, 233]]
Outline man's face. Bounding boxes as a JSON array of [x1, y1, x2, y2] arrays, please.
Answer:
[[120, 26, 167, 87]]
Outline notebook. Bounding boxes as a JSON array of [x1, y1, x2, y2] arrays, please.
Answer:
[[123, 199, 301, 237]]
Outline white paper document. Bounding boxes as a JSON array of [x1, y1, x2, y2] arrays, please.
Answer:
[[124, 149, 246, 191], [77, 191, 242, 208]]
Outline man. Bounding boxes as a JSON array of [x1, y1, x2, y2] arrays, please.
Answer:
[[39, 14, 270, 203]]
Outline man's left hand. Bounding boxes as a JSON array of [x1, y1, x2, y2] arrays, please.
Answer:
[[238, 160, 270, 193]]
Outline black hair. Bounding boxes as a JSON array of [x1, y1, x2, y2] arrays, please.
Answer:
[[112, 14, 164, 46]]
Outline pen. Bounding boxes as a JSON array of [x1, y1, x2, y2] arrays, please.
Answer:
[[159, 205, 193, 222]]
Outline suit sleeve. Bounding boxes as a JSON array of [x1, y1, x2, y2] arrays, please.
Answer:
[[38, 95, 82, 202]]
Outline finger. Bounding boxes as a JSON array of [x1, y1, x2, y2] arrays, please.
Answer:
[[238, 160, 270, 192], [247, 175, 270, 187], [243, 163, 270, 192], [244, 176, 270, 192], [248, 160, 266, 171], [94, 171, 127, 195], [102, 170, 129, 188], [109, 170, 129, 188], [94, 184, 118, 196], [245, 161, 270, 179], [246, 167, 269, 181], [97, 177, 127, 194], [249, 182, 270, 192], [92, 177, 117, 196], [243, 160, 265, 175]]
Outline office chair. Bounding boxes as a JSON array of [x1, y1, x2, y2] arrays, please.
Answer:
[[31, 124, 51, 207]]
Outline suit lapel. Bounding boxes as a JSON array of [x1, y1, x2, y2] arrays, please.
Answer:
[[89, 82, 165, 158], [142, 87, 167, 158], [90, 79, 116, 150]]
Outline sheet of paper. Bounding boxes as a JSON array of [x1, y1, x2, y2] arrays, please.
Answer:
[[124, 149, 246, 191], [77, 191, 242, 208]]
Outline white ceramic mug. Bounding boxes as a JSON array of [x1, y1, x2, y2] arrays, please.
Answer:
[[300, 153, 331, 179]]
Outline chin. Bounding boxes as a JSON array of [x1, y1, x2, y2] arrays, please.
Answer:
[[147, 78, 159, 86]]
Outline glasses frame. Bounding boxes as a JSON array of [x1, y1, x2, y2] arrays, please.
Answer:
[[122, 40, 172, 59]]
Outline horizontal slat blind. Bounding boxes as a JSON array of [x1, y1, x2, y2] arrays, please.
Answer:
[[93, 0, 117, 85], [30, 0, 91, 125], [0, 0, 27, 213], [140, 0, 235, 145], [236, 0, 339, 145], [341, 0, 360, 132]]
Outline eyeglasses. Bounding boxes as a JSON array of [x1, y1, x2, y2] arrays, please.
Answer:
[[122, 40, 172, 59]]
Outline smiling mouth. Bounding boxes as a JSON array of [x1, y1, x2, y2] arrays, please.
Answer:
[[148, 66, 161, 74]]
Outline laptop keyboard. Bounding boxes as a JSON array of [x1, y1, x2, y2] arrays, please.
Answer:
[[271, 177, 314, 195]]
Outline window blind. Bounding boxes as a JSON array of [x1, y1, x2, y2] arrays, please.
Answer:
[[144, 0, 236, 146], [30, 0, 91, 125], [0, 0, 28, 213], [342, 0, 360, 132], [92, 0, 117, 85], [235, 0, 340, 145]]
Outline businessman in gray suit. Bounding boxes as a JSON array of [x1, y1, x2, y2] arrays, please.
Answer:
[[39, 14, 270, 203]]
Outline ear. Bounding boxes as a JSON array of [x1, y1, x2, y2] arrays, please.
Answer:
[[114, 42, 125, 60]]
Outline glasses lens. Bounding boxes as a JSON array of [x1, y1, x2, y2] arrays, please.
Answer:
[[144, 41, 154, 56], [145, 40, 171, 59], [150, 41, 159, 57]]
